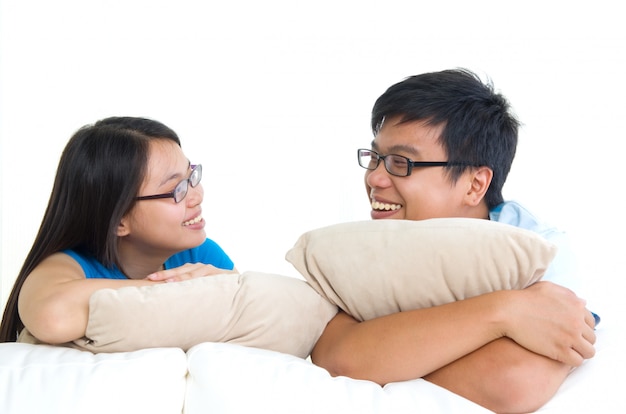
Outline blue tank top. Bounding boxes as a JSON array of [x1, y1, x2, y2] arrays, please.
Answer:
[[63, 238, 234, 279]]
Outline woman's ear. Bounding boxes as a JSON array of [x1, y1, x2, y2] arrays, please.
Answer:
[[465, 166, 493, 206], [117, 216, 131, 237]]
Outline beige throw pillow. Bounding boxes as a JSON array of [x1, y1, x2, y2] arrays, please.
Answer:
[[285, 218, 557, 321], [70, 271, 337, 357]]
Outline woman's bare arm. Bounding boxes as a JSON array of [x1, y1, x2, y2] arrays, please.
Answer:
[[18, 253, 158, 344]]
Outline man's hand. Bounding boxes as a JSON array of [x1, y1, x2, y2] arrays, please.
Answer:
[[502, 281, 596, 366]]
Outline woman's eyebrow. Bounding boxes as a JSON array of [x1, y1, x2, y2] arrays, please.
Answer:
[[158, 161, 191, 187], [158, 172, 183, 187]]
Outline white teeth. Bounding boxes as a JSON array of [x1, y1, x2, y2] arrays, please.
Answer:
[[371, 201, 401, 211], [183, 216, 202, 226]]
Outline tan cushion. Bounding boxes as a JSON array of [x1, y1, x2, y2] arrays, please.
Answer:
[[70, 271, 337, 357], [285, 218, 556, 321]]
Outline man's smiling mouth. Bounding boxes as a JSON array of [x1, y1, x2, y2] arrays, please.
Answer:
[[371, 200, 402, 211]]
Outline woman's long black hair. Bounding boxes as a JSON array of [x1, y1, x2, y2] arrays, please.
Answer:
[[0, 116, 181, 342]]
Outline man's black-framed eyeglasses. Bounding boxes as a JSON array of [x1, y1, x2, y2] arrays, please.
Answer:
[[136, 164, 202, 203], [357, 149, 470, 177]]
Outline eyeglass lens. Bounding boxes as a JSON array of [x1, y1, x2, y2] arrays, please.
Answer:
[[174, 164, 202, 203], [358, 150, 409, 177]]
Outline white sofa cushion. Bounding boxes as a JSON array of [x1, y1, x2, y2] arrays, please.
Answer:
[[1, 326, 622, 414], [184, 342, 491, 414], [0, 343, 187, 414]]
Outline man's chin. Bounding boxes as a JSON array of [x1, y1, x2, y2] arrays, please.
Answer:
[[370, 209, 402, 220]]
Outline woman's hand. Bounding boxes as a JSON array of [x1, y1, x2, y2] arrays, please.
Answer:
[[145, 263, 237, 283], [501, 281, 596, 367]]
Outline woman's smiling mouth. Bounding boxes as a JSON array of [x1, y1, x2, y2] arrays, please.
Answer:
[[183, 215, 203, 226]]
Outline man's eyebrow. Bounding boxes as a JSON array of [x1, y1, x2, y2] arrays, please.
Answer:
[[389, 144, 420, 156], [370, 141, 420, 157]]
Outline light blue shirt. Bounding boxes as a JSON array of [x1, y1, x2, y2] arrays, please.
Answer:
[[490, 200, 579, 292]]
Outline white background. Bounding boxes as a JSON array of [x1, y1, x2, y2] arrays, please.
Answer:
[[1, 1, 624, 321]]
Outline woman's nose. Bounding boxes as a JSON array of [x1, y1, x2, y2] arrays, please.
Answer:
[[186, 183, 204, 206]]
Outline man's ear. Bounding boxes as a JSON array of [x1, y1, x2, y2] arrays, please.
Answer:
[[117, 216, 131, 237], [465, 166, 493, 206]]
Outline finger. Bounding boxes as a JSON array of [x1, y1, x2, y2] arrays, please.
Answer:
[[573, 338, 596, 362], [582, 326, 597, 346], [163, 272, 195, 283], [146, 268, 191, 281], [146, 270, 171, 281], [558, 347, 584, 367], [588, 311, 601, 328]]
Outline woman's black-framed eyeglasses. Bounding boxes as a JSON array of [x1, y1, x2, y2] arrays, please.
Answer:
[[135, 164, 202, 203], [357, 149, 471, 177]]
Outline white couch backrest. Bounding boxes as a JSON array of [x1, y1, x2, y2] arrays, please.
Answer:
[[0, 343, 187, 414]]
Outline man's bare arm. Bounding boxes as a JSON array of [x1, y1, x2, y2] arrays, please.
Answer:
[[425, 337, 571, 413], [312, 282, 595, 412]]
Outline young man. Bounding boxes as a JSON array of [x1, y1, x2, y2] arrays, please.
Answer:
[[311, 69, 597, 413]]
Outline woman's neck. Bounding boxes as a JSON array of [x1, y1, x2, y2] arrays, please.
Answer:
[[116, 241, 172, 279]]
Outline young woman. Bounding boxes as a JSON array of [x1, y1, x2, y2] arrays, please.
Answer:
[[0, 116, 235, 344]]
